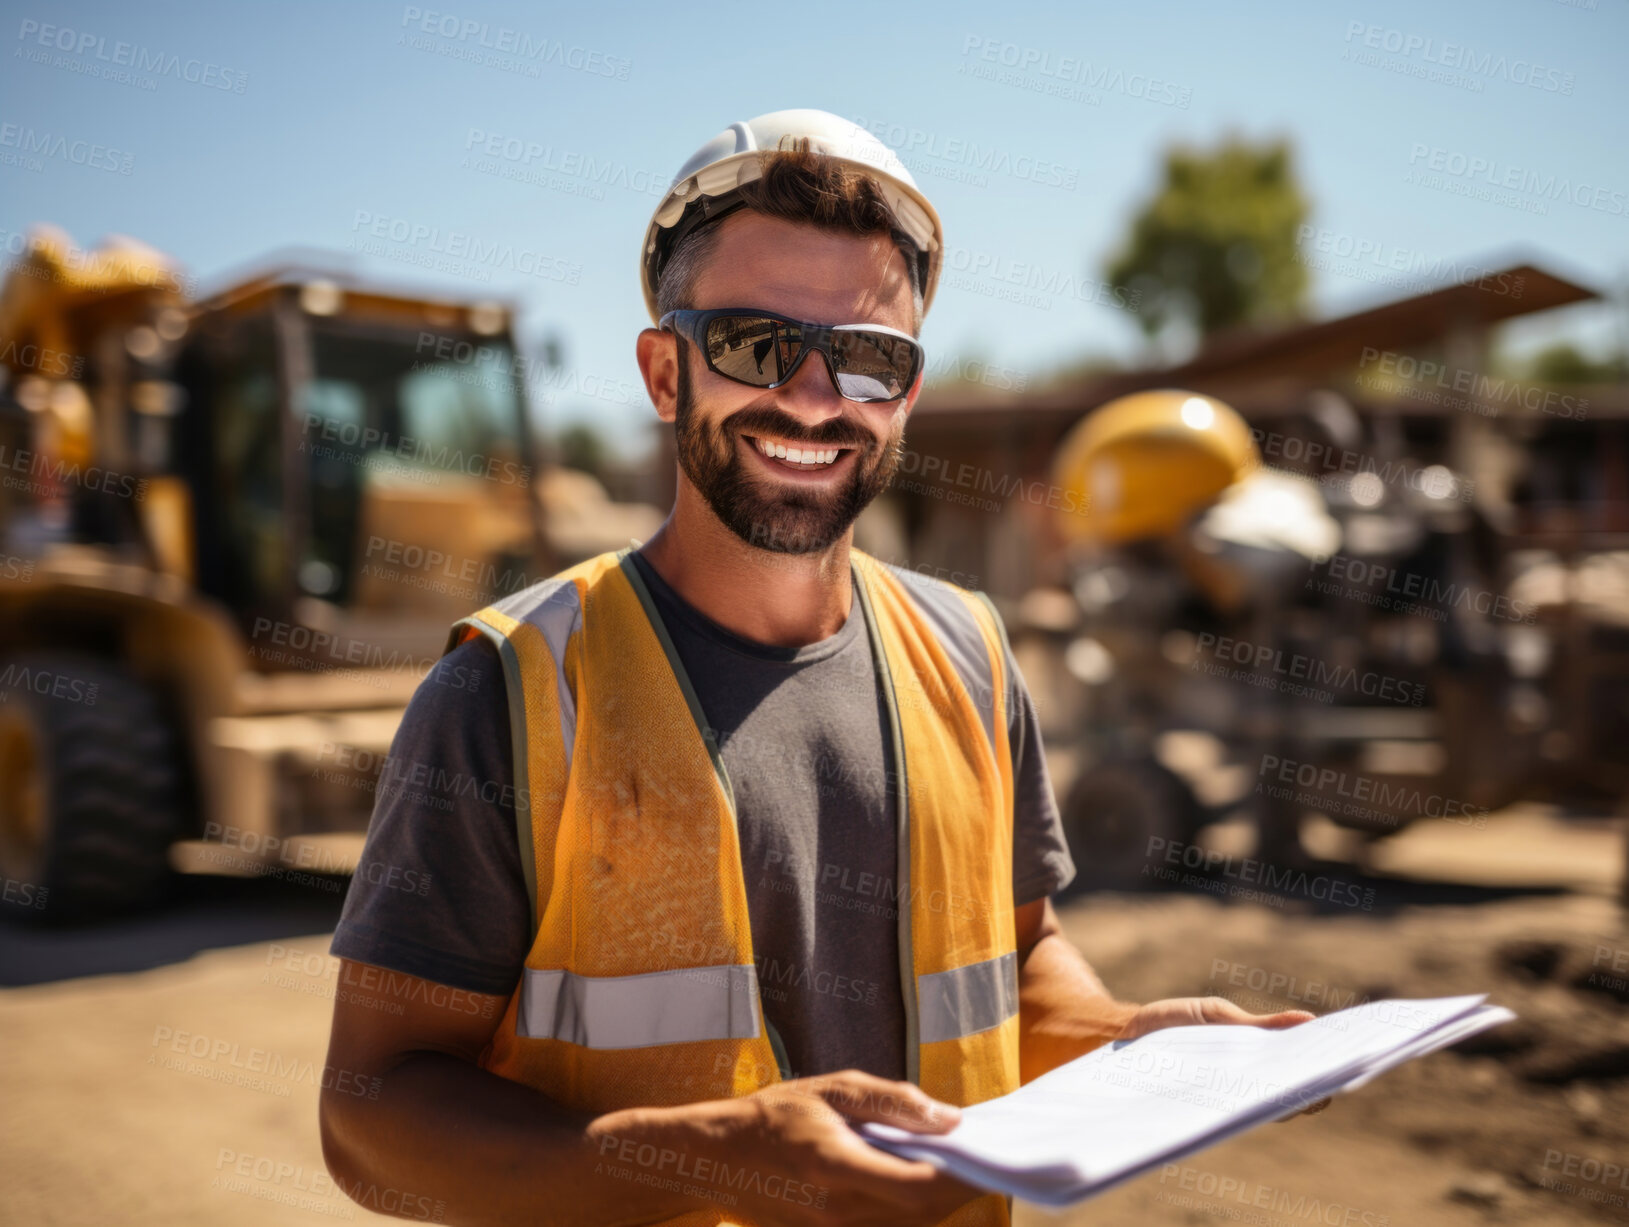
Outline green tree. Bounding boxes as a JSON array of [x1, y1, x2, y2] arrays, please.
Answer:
[[1526, 342, 1626, 385], [1104, 135, 1311, 343]]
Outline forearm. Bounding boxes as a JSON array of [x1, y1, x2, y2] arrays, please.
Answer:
[[1016, 930, 1139, 1083], [320, 1049, 734, 1226]]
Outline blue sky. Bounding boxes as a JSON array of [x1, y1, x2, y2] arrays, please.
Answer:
[[4, 0, 1625, 459]]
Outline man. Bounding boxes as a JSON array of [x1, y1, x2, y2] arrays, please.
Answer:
[[320, 109, 1314, 1227]]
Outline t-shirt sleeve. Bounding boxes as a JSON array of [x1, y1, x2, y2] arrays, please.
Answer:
[[1003, 639, 1077, 906], [329, 636, 533, 997]]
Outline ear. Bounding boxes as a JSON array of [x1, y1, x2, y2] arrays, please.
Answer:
[[636, 327, 681, 424]]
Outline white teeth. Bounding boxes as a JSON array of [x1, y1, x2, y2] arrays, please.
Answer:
[[752, 436, 842, 467]]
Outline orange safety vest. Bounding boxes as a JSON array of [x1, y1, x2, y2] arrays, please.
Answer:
[[446, 545, 1020, 1226]]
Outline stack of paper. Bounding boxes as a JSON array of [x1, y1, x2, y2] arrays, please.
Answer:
[[862, 994, 1514, 1207]]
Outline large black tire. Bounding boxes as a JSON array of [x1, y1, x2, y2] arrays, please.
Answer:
[[0, 653, 183, 923], [1060, 757, 1205, 893]]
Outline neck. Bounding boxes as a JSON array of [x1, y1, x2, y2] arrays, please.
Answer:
[[636, 479, 855, 648]]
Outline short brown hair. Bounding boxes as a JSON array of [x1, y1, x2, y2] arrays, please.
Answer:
[[655, 142, 923, 332]]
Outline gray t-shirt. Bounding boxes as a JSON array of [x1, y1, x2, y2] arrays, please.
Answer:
[[331, 550, 1075, 1082]]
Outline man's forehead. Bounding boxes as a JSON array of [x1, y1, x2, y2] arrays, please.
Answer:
[[691, 212, 915, 329]]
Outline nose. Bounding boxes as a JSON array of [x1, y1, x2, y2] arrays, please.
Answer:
[[775, 342, 848, 428]]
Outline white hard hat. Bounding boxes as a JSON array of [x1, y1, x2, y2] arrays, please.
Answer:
[[640, 108, 944, 325]]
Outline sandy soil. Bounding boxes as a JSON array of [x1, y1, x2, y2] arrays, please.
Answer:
[[2, 810, 1626, 1226]]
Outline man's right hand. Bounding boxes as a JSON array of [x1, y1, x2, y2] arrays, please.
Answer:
[[588, 1070, 984, 1227]]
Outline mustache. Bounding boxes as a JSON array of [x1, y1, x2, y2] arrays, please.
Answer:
[[723, 404, 873, 451]]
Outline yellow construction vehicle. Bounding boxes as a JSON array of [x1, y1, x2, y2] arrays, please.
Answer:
[[0, 226, 580, 919]]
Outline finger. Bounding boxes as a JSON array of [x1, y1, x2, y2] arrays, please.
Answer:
[[1246, 1009, 1317, 1029], [1196, 999, 1315, 1029], [803, 1071, 962, 1133], [822, 1128, 985, 1212], [1272, 1095, 1334, 1124]]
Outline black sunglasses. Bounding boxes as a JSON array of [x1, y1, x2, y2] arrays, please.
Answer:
[[659, 307, 925, 404]]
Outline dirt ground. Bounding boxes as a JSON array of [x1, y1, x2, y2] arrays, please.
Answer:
[[2, 808, 1626, 1226]]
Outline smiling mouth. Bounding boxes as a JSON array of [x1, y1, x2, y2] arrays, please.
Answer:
[[741, 433, 856, 472]]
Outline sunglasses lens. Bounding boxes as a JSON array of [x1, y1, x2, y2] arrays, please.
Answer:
[[705, 315, 802, 386], [832, 330, 918, 401]]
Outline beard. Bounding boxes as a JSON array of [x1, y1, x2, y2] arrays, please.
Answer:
[[672, 346, 907, 555]]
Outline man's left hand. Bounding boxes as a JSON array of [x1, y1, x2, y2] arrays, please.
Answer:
[[1115, 995, 1313, 1040], [1114, 996, 1331, 1120]]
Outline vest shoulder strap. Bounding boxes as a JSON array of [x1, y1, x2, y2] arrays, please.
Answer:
[[852, 549, 1011, 761], [442, 549, 625, 934]]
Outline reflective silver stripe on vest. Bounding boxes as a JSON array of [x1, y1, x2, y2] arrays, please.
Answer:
[[490, 577, 582, 774], [517, 965, 762, 1049], [917, 952, 1019, 1044]]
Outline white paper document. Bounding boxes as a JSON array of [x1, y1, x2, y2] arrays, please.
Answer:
[[861, 994, 1515, 1207]]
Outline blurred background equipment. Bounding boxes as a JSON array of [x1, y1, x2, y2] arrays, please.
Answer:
[[887, 261, 1629, 890], [0, 226, 659, 921]]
